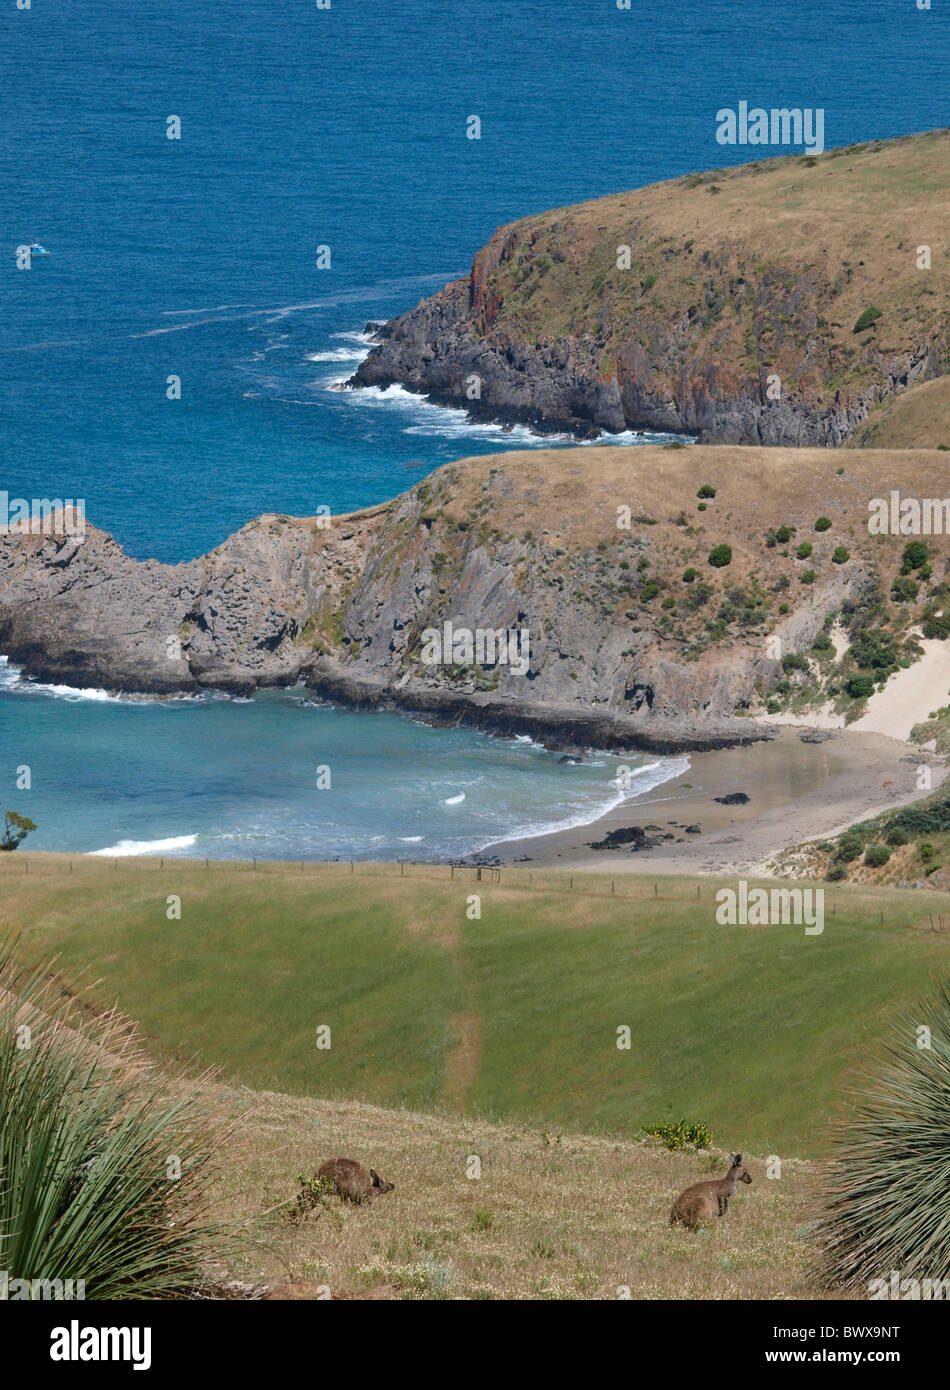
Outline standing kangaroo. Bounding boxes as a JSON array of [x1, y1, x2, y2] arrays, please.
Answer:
[[317, 1157, 395, 1206], [669, 1153, 752, 1230]]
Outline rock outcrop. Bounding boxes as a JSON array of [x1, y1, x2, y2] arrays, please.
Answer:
[[350, 131, 950, 446], [3, 443, 947, 751]]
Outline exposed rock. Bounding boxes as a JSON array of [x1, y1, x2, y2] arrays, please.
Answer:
[[349, 132, 950, 447], [714, 792, 751, 805]]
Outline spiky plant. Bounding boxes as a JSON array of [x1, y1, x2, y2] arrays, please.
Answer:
[[0, 941, 231, 1298], [818, 978, 950, 1290]]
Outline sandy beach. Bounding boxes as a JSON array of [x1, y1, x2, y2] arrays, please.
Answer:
[[488, 725, 945, 876]]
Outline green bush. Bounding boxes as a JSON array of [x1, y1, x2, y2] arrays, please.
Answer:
[[864, 844, 891, 868], [819, 979, 950, 1288], [853, 305, 883, 333], [832, 546, 850, 565], [682, 567, 697, 583], [902, 541, 929, 573], [697, 484, 717, 499], [922, 614, 950, 640], [814, 517, 832, 532], [836, 833, 864, 863], [708, 545, 732, 568], [796, 542, 813, 559], [825, 863, 847, 882], [643, 1119, 713, 1152], [781, 653, 808, 673], [846, 673, 875, 699], [885, 827, 909, 846], [639, 579, 660, 601], [812, 633, 834, 653], [801, 569, 817, 585], [891, 575, 919, 603], [775, 525, 795, 543]]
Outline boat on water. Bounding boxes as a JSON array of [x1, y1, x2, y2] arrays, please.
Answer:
[[25, 242, 50, 257]]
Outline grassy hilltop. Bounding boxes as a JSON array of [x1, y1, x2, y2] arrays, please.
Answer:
[[5, 855, 950, 1160], [355, 130, 950, 444]]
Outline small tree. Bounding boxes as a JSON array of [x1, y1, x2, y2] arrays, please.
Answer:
[[708, 544, 732, 568], [1, 808, 36, 852]]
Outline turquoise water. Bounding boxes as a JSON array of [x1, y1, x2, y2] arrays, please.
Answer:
[[0, 1, 943, 857], [0, 661, 685, 860]]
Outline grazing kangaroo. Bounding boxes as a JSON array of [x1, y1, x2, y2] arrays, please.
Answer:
[[669, 1153, 752, 1230], [317, 1157, 395, 1206]]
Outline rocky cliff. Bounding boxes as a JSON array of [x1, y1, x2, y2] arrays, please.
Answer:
[[350, 131, 950, 446], [2, 445, 947, 751]]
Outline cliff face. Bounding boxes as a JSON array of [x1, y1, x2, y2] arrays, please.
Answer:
[[2, 445, 947, 750], [351, 131, 950, 445]]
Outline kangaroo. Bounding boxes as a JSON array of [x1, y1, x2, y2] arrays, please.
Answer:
[[669, 1153, 752, 1230], [316, 1157, 395, 1206]]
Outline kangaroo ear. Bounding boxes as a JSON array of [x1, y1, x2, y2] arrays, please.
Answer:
[[729, 1153, 739, 1166], [370, 1168, 382, 1186], [734, 1153, 742, 1165]]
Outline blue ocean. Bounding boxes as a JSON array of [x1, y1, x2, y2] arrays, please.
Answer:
[[1, 0, 945, 858]]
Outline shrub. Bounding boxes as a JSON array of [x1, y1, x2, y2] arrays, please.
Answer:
[[891, 575, 919, 603], [818, 979, 950, 1288], [698, 502, 707, 511], [814, 517, 832, 532], [643, 1120, 713, 1151], [782, 653, 808, 673], [832, 546, 850, 565], [853, 305, 883, 333], [0, 943, 228, 1298], [812, 633, 834, 653], [836, 833, 864, 862], [682, 567, 697, 583], [801, 569, 817, 584], [661, 596, 676, 610], [864, 844, 891, 868], [825, 863, 847, 882], [885, 827, 909, 846], [902, 541, 929, 573], [849, 629, 896, 671], [922, 614, 950, 640], [775, 525, 794, 543], [708, 545, 732, 568], [697, 484, 717, 499], [845, 673, 875, 699], [796, 542, 813, 560], [640, 579, 660, 601]]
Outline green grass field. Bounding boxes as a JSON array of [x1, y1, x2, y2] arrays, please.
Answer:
[[4, 855, 949, 1159]]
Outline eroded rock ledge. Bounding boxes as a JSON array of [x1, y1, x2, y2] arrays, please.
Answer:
[[3, 443, 945, 753]]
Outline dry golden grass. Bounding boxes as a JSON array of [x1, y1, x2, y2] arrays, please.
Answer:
[[488, 128, 950, 380], [849, 375, 950, 449], [202, 1082, 819, 1301]]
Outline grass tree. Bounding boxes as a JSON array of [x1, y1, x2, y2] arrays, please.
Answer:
[[819, 978, 950, 1290], [0, 941, 231, 1298]]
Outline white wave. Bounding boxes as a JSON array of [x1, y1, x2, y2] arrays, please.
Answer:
[[399, 835, 423, 842], [443, 793, 466, 805], [473, 754, 691, 853], [335, 381, 689, 447], [329, 329, 380, 346], [305, 347, 371, 363], [87, 834, 198, 857]]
